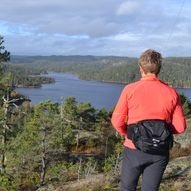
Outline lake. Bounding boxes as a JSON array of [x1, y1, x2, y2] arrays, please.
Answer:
[[16, 72, 191, 110]]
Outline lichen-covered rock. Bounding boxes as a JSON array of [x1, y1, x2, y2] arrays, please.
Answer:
[[36, 184, 55, 191], [174, 119, 191, 148], [160, 156, 191, 191]]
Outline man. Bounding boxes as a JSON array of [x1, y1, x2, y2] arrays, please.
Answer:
[[111, 49, 186, 191]]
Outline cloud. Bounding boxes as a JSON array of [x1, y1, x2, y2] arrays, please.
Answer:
[[0, 0, 123, 38], [0, 0, 191, 56], [38, 17, 120, 38], [117, 1, 142, 15]]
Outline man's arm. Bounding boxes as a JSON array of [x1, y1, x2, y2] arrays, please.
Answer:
[[171, 94, 186, 134], [111, 87, 128, 136]]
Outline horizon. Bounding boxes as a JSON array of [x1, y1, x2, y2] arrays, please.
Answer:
[[10, 54, 191, 58]]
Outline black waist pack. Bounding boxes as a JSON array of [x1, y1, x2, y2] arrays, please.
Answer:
[[127, 119, 173, 155]]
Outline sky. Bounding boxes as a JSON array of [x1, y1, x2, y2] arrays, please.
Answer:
[[0, 0, 190, 57]]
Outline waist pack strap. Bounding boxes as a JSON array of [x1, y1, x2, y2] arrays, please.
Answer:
[[127, 123, 137, 140]]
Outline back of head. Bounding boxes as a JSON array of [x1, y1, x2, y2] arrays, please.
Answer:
[[138, 49, 162, 75]]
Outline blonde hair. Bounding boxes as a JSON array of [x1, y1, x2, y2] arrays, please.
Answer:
[[138, 49, 162, 75]]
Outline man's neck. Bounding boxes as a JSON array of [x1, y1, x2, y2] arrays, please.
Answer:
[[141, 73, 157, 78]]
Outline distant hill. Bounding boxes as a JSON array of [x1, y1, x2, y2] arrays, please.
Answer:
[[10, 55, 137, 66], [9, 55, 191, 87]]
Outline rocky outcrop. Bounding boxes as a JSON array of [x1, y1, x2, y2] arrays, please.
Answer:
[[174, 119, 191, 148], [160, 156, 191, 191]]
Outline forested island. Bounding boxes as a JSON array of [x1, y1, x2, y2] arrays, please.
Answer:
[[9, 55, 191, 88], [0, 36, 191, 191], [6, 65, 55, 88]]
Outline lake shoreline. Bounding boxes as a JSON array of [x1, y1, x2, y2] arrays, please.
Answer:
[[16, 72, 191, 110], [20, 71, 191, 89]]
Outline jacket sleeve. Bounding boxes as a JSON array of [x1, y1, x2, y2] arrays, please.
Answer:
[[171, 94, 186, 134], [111, 87, 128, 136]]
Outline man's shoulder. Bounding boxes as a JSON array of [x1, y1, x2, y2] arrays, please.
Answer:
[[124, 80, 142, 89], [123, 80, 144, 94], [158, 79, 179, 99], [158, 79, 172, 87], [158, 79, 177, 92]]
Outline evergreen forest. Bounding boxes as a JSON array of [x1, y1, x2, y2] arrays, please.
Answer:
[[9, 54, 191, 88]]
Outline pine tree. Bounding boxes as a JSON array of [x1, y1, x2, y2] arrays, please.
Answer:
[[0, 36, 10, 67], [7, 101, 60, 186]]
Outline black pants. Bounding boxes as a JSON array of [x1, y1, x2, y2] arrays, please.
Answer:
[[120, 147, 169, 191]]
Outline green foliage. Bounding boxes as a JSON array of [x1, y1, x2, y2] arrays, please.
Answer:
[[0, 36, 10, 65], [87, 137, 97, 147], [0, 36, 12, 94], [0, 72, 13, 87], [0, 174, 17, 191], [103, 155, 117, 173], [77, 102, 96, 130], [63, 97, 78, 121], [46, 163, 68, 183], [34, 100, 59, 115], [0, 37, 31, 178], [179, 94, 191, 118], [103, 137, 123, 173], [6, 101, 61, 187]]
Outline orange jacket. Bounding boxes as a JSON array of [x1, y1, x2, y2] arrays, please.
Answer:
[[111, 74, 186, 149]]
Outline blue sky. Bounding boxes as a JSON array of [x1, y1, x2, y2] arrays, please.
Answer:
[[0, 0, 190, 57]]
